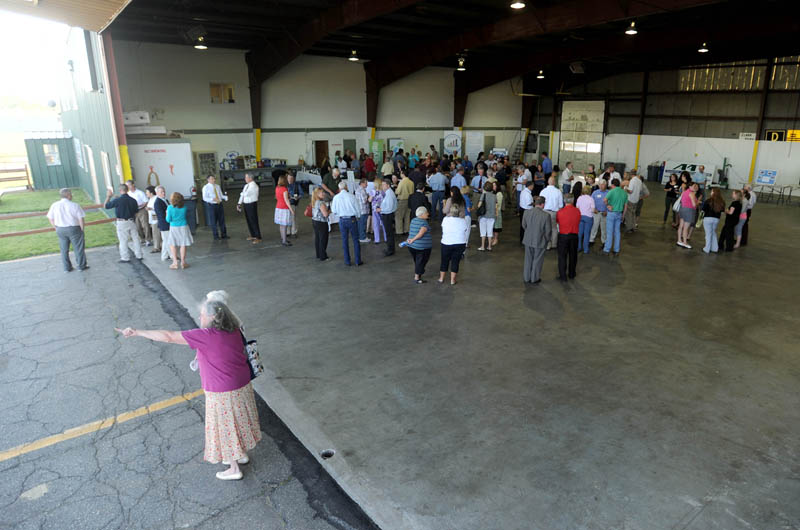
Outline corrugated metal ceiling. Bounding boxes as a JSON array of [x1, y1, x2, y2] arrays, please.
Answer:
[[0, 0, 131, 32]]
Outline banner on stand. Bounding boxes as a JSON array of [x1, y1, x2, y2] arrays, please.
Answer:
[[443, 130, 462, 156], [660, 161, 716, 186], [369, 139, 385, 165], [464, 131, 484, 161]]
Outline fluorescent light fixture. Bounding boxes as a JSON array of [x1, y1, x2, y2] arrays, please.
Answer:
[[625, 21, 637, 35], [698, 42, 709, 53], [510, 2, 526, 8], [194, 36, 207, 50], [536, 70, 545, 79], [457, 56, 466, 71]]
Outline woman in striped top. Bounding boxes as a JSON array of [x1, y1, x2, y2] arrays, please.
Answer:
[[404, 206, 433, 284]]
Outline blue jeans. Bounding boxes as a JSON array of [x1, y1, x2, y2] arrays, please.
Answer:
[[358, 213, 368, 240], [431, 191, 445, 220], [604, 211, 622, 253], [339, 216, 361, 265], [562, 183, 571, 194], [578, 216, 593, 253]]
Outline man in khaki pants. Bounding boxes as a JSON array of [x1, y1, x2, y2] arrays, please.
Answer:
[[105, 185, 143, 262], [394, 171, 414, 235], [126, 179, 150, 245]]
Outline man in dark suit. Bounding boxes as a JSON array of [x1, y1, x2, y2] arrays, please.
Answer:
[[408, 181, 431, 221], [521, 196, 551, 284]]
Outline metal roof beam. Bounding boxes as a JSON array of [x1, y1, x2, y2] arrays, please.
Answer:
[[365, 0, 725, 89]]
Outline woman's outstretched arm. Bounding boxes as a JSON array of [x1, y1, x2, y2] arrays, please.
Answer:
[[115, 327, 188, 345]]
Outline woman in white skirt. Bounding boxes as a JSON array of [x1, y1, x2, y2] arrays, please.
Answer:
[[116, 298, 261, 481], [166, 192, 193, 269], [274, 175, 294, 247]]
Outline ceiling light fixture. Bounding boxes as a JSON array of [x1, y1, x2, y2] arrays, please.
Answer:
[[536, 70, 545, 79], [698, 42, 709, 53], [348, 49, 359, 62], [625, 21, 637, 35], [193, 36, 207, 50], [510, 2, 526, 8], [457, 56, 466, 72]]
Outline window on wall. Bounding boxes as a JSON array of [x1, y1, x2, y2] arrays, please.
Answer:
[[678, 62, 766, 91], [210, 83, 235, 103], [43, 144, 61, 166]]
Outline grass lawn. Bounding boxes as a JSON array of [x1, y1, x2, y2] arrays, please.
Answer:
[[0, 188, 98, 214], [0, 189, 117, 261]]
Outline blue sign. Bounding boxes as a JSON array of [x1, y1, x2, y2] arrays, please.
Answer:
[[756, 169, 777, 185]]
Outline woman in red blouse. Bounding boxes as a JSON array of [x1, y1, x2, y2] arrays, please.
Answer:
[[274, 175, 294, 246]]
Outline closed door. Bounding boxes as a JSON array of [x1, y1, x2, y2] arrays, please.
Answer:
[[314, 140, 329, 167], [484, 135, 495, 153], [343, 138, 356, 156]]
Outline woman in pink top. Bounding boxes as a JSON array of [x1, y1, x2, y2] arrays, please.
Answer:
[[575, 186, 595, 254], [677, 182, 698, 249], [116, 298, 261, 481], [274, 175, 294, 247]]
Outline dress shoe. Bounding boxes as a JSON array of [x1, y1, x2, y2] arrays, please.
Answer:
[[215, 470, 243, 481]]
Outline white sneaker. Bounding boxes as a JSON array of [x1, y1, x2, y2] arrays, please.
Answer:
[[359, 238, 371, 243]]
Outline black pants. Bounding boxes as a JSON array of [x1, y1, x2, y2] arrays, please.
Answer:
[[518, 208, 525, 243], [381, 213, 395, 254], [741, 209, 751, 246], [440, 243, 466, 273], [207, 202, 227, 238], [719, 222, 736, 251], [312, 220, 329, 260], [664, 196, 675, 222], [557, 233, 578, 280], [243, 202, 261, 239], [533, 183, 544, 196], [408, 247, 431, 276]]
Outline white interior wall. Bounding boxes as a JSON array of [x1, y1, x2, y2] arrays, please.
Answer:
[[261, 55, 365, 128], [463, 78, 522, 128], [114, 41, 254, 161], [377, 67, 454, 127]]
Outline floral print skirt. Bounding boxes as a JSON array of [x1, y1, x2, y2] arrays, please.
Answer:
[[204, 383, 262, 463]]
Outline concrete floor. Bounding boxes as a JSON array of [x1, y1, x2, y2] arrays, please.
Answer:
[[0, 250, 377, 530], [146, 190, 800, 530]]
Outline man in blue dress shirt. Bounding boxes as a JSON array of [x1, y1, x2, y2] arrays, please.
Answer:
[[541, 151, 552, 178], [376, 179, 397, 256], [427, 169, 447, 221]]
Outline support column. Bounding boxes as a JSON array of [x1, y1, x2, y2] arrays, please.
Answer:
[[454, 71, 468, 128], [365, 65, 379, 129], [245, 52, 263, 159], [634, 71, 649, 172], [101, 32, 131, 182], [750, 59, 774, 183]]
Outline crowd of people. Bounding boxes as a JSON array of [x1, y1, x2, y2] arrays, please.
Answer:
[[47, 147, 756, 284]]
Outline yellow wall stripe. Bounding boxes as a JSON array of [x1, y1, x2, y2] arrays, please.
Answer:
[[254, 128, 262, 160], [0, 389, 204, 463], [634, 134, 642, 172], [119, 144, 132, 183]]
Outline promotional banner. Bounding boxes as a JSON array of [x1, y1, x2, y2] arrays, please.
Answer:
[[388, 138, 405, 154], [128, 141, 195, 198], [660, 161, 716, 186], [756, 169, 777, 185], [443, 130, 462, 156], [464, 131, 484, 161], [368, 139, 385, 165]]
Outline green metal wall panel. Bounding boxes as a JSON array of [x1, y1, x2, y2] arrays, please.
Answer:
[[24, 138, 79, 190]]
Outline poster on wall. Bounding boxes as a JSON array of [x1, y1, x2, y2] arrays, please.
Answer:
[[465, 131, 484, 162], [660, 161, 716, 186], [369, 139, 385, 165], [128, 141, 195, 198], [756, 169, 777, 185], [388, 138, 405, 154], [443, 130, 462, 155]]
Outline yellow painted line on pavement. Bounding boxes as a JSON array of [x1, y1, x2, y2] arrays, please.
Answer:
[[0, 389, 204, 463]]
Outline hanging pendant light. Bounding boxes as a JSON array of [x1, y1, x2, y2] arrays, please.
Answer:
[[348, 50, 359, 62], [194, 36, 207, 50], [698, 42, 709, 53], [510, 2, 526, 9], [457, 56, 466, 72], [536, 70, 545, 79], [625, 21, 637, 35]]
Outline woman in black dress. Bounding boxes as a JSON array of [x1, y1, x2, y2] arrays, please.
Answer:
[[718, 190, 742, 252], [664, 173, 680, 225]]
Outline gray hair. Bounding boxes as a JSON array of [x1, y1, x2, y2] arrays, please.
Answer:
[[156, 185, 165, 193], [534, 196, 545, 206], [59, 188, 71, 198], [204, 290, 242, 329], [338, 181, 348, 190], [199, 299, 239, 333], [563, 194, 573, 205], [415, 206, 428, 217]]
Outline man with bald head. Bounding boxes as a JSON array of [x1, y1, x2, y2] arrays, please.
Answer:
[[47, 188, 88, 272], [539, 176, 563, 250]]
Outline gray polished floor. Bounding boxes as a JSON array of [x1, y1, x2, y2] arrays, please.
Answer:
[[19, 187, 799, 530]]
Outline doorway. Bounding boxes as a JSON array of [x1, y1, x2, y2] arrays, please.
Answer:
[[343, 138, 356, 158], [483, 135, 495, 154], [314, 140, 329, 167]]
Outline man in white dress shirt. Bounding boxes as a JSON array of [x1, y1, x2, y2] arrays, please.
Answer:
[[237, 173, 261, 243], [330, 181, 363, 266], [46, 188, 88, 272], [518, 180, 534, 244], [202, 175, 228, 240], [540, 177, 564, 249], [560, 162, 574, 194], [624, 172, 643, 232], [126, 179, 150, 245]]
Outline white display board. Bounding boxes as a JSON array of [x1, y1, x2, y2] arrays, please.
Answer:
[[660, 161, 716, 186], [128, 141, 195, 198], [756, 169, 777, 185], [464, 131, 484, 162]]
